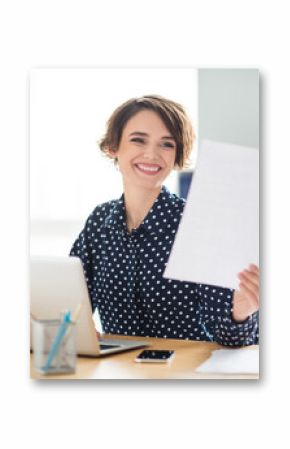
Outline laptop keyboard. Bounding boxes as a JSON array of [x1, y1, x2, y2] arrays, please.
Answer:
[[100, 344, 121, 350]]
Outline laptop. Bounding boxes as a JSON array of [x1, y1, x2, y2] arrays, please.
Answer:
[[30, 256, 150, 356]]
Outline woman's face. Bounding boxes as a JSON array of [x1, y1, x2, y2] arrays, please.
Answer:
[[113, 110, 177, 191]]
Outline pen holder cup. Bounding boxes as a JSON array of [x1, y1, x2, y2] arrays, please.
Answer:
[[32, 319, 77, 375]]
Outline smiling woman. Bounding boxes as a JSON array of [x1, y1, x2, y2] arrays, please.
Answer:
[[114, 110, 177, 179], [98, 95, 194, 232], [70, 94, 259, 346], [106, 109, 180, 231], [99, 95, 194, 169]]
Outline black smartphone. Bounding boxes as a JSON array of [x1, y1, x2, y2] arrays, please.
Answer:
[[135, 349, 175, 363]]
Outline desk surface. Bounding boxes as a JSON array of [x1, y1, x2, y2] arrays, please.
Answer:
[[30, 335, 259, 380]]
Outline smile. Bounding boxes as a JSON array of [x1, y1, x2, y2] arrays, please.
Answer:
[[134, 163, 162, 175]]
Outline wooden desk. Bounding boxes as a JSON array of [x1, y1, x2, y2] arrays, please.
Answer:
[[30, 335, 259, 380]]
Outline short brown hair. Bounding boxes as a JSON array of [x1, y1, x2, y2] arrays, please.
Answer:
[[99, 95, 195, 169]]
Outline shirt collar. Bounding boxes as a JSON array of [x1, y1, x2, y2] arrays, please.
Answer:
[[103, 197, 127, 232], [140, 185, 181, 235], [103, 185, 182, 235]]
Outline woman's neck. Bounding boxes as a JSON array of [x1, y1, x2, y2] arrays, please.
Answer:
[[123, 184, 162, 232]]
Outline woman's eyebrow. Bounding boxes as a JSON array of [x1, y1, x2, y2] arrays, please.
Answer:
[[129, 131, 174, 139], [129, 131, 148, 137]]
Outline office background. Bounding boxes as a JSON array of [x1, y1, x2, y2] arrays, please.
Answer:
[[199, 69, 259, 148]]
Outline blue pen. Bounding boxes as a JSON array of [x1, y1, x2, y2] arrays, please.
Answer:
[[44, 311, 71, 372]]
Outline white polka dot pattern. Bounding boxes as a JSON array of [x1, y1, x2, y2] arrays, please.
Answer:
[[70, 186, 259, 346]]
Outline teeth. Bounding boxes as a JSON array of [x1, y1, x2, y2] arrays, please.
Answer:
[[136, 164, 160, 172]]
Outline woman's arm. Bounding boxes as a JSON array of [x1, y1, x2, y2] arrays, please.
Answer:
[[69, 213, 97, 313]]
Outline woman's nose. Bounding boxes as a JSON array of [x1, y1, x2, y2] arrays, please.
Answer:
[[143, 143, 158, 159]]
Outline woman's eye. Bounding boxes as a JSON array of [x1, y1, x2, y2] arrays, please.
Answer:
[[162, 141, 175, 149], [130, 138, 175, 148], [131, 137, 145, 144]]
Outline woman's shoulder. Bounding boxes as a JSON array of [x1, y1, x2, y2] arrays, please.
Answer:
[[92, 197, 119, 214], [84, 197, 121, 227], [162, 186, 186, 211]]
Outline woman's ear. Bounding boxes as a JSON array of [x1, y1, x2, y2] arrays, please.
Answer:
[[106, 148, 118, 160]]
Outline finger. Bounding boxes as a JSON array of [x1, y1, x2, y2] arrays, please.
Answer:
[[238, 270, 259, 288], [249, 264, 259, 273], [239, 282, 259, 307], [239, 275, 259, 296]]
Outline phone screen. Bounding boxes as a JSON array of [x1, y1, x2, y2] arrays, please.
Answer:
[[136, 350, 174, 360]]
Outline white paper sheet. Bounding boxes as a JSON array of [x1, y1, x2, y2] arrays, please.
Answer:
[[195, 348, 259, 374], [164, 140, 259, 289]]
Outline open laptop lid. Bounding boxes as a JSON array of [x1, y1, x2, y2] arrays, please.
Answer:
[[30, 256, 101, 356]]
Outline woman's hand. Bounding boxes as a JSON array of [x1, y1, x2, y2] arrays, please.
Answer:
[[232, 264, 259, 322]]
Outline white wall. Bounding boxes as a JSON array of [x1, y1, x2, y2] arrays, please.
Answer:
[[198, 69, 259, 148]]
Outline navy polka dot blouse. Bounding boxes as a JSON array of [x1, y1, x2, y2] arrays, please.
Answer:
[[70, 186, 259, 346]]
